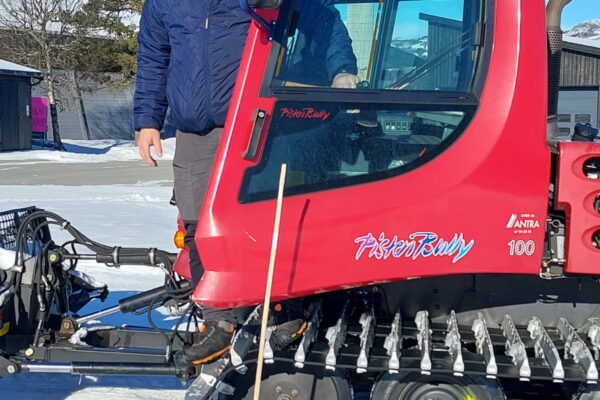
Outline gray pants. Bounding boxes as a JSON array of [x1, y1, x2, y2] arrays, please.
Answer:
[[173, 128, 235, 325], [173, 129, 223, 222]]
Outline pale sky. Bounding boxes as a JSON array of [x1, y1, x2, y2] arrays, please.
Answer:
[[550, 0, 600, 30], [339, 0, 599, 40]]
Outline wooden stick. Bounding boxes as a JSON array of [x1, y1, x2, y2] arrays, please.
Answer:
[[253, 163, 287, 400]]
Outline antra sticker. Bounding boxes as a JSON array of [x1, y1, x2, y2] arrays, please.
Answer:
[[506, 213, 540, 235]]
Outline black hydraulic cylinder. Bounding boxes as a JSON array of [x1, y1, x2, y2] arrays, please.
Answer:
[[72, 362, 178, 376], [118, 286, 170, 314], [95, 248, 177, 266], [96, 253, 155, 266], [118, 282, 191, 314]]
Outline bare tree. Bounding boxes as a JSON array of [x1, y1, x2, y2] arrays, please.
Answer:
[[0, 0, 102, 150]]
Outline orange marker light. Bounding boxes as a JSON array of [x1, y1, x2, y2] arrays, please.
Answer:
[[174, 230, 186, 249]]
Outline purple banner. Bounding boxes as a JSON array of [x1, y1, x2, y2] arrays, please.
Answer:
[[31, 97, 48, 132]]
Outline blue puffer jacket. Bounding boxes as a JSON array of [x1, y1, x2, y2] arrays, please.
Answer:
[[134, 0, 357, 135], [134, 0, 250, 134]]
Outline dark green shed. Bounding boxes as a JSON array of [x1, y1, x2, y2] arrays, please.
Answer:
[[0, 59, 42, 151]]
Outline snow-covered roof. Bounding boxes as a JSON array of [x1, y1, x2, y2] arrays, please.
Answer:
[[563, 36, 600, 49], [562, 36, 600, 57], [0, 59, 42, 78]]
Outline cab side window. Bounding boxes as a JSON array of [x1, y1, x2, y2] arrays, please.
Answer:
[[272, 0, 481, 92]]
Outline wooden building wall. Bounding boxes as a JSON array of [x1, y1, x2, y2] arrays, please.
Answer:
[[32, 83, 136, 141], [559, 42, 600, 130], [419, 13, 462, 91], [561, 42, 600, 87]]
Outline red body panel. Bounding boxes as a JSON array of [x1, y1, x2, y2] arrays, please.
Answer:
[[175, 1, 552, 308], [556, 142, 600, 274]]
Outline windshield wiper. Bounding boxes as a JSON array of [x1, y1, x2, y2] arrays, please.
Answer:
[[388, 30, 472, 90]]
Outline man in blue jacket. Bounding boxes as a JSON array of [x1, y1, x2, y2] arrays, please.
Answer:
[[134, 0, 358, 364]]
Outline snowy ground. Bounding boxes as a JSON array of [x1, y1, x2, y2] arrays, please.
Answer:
[[0, 139, 174, 186], [0, 138, 176, 164], [0, 140, 190, 399]]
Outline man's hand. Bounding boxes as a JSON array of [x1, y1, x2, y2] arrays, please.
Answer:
[[332, 73, 360, 89], [138, 128, 163, 167]]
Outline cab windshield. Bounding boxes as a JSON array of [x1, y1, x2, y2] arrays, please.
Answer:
[[271, 0, 483, 92]]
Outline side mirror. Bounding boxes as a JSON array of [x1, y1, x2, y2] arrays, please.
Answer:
[[247, 0, 282, 9]]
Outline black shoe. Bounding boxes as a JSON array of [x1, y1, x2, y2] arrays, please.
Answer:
[[269, 319, 307, 351], [185, 320, 235, 365]]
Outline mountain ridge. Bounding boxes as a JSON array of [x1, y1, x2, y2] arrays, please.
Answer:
[[565, 19, 600, 41]]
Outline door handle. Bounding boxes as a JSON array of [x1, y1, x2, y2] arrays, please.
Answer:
[[243, 109, 267, 160]]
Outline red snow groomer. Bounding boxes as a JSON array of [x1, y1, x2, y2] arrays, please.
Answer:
[[1, 0, 599, 399]]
